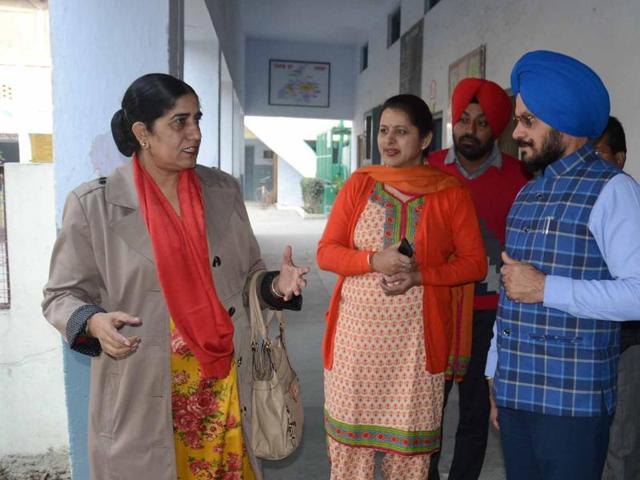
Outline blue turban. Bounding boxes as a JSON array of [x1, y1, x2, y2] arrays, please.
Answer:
[[511, 50, 609, 138]]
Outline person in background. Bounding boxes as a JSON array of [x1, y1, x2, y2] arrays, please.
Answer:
[[594, 116, 626, 169], [317, 94, 486, 479], [42, 73, 308, 480], [594, 116, 640, 480], [428, 78, 530, 480], [486, 50, 640, 480]]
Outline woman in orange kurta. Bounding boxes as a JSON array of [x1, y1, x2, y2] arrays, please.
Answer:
[[317, 94, 487, 480]]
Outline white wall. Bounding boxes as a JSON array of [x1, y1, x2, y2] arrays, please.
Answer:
[[50, 0, 170, 216], [233, 91, 245, 178], [277, 157, 304, 208], [245, 38, 357, 120], [354, 12, 402, 122], [185, 40, 220, 169], [244, 116, 317, 178], [205, 0, 245, 105], [186, 0, 248, 177], [0, 163, 64, 455], [354, 0, 640, 180]]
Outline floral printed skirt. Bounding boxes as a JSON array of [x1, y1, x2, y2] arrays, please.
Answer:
[[170, 320, 255, 480]]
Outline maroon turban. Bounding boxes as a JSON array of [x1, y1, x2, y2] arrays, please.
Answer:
[[452, 78, 512, 138]]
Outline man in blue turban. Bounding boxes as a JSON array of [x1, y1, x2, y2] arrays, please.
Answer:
[[484, 50, 640, 480]]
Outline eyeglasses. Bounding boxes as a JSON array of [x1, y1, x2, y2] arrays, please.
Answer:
[[513, 114, 536, 129]]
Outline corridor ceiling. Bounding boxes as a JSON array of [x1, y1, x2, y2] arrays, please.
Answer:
[[240, 0, 395, 45]]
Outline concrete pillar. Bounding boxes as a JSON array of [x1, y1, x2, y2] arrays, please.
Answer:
[[184, 0, 220, 169], [49, 1, 176, 477]]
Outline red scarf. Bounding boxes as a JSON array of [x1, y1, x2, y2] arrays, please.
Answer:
[[133, 156, 234, 379]]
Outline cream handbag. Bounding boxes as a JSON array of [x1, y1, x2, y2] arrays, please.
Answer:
[[248, 272, 304, 460]]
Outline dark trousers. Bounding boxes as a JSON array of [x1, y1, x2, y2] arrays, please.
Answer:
[[428, 309, 495, 480], [498, 407, 611, 480]]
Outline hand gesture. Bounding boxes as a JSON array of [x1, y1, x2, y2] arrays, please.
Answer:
[[379, 271, 422, 296], [86, 311, 142, 359], [370, 241, 416, 276], [275, 245, 310, 301], [500, 252, 545, 304]]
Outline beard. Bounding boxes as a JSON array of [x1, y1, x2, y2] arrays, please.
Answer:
[[454, 134, 494, 161], [518, 129, 565, 173]]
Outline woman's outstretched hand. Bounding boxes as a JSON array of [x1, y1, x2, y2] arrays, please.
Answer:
[[275, 245, 310, 301], [370, 241, 416, 276], [86, 311, 141, 359]]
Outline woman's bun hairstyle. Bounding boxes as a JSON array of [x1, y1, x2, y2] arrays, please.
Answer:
[[110, 109, 138, 156]]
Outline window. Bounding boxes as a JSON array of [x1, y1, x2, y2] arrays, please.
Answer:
[[0, 136, 19, 163], [429, 112, 443, 153], [360, 43, 369, 72], [364, 105, 383, 164], [364, 114, 372, 160], [424, 0, 441, 14], [387, 6, 401, 47]]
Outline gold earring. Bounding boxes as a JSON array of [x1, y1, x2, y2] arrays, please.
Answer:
[[141, 141, 147, 148]]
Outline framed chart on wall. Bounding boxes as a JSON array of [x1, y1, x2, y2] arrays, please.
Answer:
[[268, 59, 330, 107]]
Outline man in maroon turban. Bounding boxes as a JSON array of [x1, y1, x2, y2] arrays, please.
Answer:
[[428, 78, 530, 480]]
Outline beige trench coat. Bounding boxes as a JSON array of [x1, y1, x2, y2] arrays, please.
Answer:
[[43, 162, 265, 480]]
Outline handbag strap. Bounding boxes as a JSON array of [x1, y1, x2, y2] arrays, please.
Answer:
[[248, 271, 287, 346]]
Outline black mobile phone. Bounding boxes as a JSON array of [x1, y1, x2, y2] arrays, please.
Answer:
[[398, 237, 413, 258]]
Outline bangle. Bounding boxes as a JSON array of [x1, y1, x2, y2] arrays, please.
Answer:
[[367, 252, 374, 269], [84, 319, 93, 338], [271, 276, 285, 299]]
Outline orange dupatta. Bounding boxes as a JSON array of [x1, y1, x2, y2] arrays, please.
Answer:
[[357, 164, 458, 194], [318, 165, 484, 381]]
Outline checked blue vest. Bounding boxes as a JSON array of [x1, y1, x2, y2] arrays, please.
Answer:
[[495, 145, 620, 417]]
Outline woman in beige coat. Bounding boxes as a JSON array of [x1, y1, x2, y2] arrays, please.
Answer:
[[42, 73, 308, 480]]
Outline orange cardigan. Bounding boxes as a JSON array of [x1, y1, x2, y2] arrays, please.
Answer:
[[317, 169, 487, 380]]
